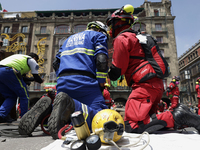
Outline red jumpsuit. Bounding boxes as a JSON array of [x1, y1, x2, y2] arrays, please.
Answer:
[[157, 100, 168, 113], [103, 89, 113, 108], [195, 84, 200, 115], [167, 82, 180, 110], [110, 31, 174, 131]]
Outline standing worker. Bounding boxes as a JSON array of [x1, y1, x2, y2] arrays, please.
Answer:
[[195, 77, 200, 115], [0, 53, 43, 123], [106, 4, 200, 134], [166, 76, 180, 110]]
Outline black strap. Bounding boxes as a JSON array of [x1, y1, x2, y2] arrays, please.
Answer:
[[59, 70, 96, 79], [130, 56, 145, 59]]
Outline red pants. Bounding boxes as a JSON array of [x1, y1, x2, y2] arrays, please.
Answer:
[[124, 79, 174, 130], [170, 96, 179, 109]]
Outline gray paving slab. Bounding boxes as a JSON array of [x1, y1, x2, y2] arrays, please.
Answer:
[[0, 119, 55, 150]]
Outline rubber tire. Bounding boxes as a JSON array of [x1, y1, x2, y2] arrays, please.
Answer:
[[18, 96, 52, 135]]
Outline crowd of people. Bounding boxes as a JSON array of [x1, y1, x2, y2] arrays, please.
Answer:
[[1, 4, 200, 143]]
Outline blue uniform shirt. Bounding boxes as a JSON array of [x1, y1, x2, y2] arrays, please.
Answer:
[[56, 30, 108, 83]]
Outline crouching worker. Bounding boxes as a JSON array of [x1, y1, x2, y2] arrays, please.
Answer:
[[18, 21, 109, 139], [0, 53, 43, 123], [106, 4, 200, 134]]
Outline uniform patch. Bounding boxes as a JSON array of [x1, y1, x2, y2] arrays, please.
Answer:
[[35, 65, 39, 70]]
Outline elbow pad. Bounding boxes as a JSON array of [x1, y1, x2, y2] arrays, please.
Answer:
[[52, 57, 60, 72], [96, 53, 108, 72], [108, 64, 121, 81]]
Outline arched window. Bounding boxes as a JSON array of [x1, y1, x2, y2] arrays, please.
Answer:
[[132, 23, 146, 32], [54, 25, 70, 34], [73, 25, 87, 33]]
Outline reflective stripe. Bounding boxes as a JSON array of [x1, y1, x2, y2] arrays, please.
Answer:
[[14, 70, 29, 100], [81, 103, 88, 121], [61, 48, 95, 56], [96, 44, 108, 51], [96, 72, 107, 79]]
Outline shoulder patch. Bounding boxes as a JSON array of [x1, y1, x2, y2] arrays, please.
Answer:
[[35, 65, 39, 70]]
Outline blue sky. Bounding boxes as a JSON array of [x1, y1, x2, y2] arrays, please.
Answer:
[[1, 0, 200, 57]]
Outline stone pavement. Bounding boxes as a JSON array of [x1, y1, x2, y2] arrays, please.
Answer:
[[1, 119, 200, 150], [0, 119, 54, 150]]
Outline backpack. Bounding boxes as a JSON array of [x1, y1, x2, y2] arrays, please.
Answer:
[[121, 29, 169, 79]]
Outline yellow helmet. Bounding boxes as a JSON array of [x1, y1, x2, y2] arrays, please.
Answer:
[[91, 109, 124, 144], [104, 83, 110, 87]]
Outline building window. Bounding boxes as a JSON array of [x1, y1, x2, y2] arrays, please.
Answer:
[[132, 23, 146, 32], [154, 9, 159, 16], [55, 25, 70, 34], [73, 25, 87, 33], [2, 38, 9, 46], [34, 82, 41, 90], [163, 79, 167, 90], [156, 36, 163, 43], [40, 26, 46, 34], [160, 49, 164, 57], [3, 26, 10, 33], [21, 26, 28, 33], [155, 23, 162, 31]]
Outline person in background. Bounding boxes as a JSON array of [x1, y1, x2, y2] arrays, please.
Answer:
[[157, 100, 168, 114], [106, 4, 200, 134], [166, 76, 180, 111], [195, 77, 200, 115], [103, 83, 114, 108], [0, 53, 43, 123]]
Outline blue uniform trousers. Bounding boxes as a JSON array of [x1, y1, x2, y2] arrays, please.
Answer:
[[0, 67, 29, 118], [57, 75, 108, 129]]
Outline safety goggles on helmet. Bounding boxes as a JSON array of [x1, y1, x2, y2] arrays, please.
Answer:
[[87, 21, 108, 36]]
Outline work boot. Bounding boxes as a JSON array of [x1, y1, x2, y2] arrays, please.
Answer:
[[18, 96, 52, 136], [172, 103, 200, 133], [0, 115, 13, 123], [48, 92, 75, 139]]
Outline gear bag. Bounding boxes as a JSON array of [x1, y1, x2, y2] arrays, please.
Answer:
[[121, 29, 169, 80]]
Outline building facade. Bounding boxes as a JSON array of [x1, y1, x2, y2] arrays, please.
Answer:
[[178, 40, 200, 107], [0, 0, 179, 106]]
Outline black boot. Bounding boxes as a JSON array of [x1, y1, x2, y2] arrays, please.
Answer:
[[172, 103, 200, 133], [48, 92, 75, 139]]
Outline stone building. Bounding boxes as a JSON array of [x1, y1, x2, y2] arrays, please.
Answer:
[[178, 40, 200, 107], [0, 0, 178, 106]]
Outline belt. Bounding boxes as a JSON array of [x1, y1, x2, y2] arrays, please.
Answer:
[[59, 70, 96, 79], [0, 65, 12, 69]]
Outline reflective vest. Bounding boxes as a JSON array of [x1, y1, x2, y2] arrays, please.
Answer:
[[0, 54, 31, 75]]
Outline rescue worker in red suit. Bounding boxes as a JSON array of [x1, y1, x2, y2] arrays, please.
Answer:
[[106, 4, 200, 133], [166, 76, 180, 111], [195, 77, 200, 115], [103, 83, 114, 108], [157, 100, 168, 113]]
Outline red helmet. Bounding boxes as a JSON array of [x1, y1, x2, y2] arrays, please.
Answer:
[[106, 4, 135, 38], [197, 77, 200, 82]]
